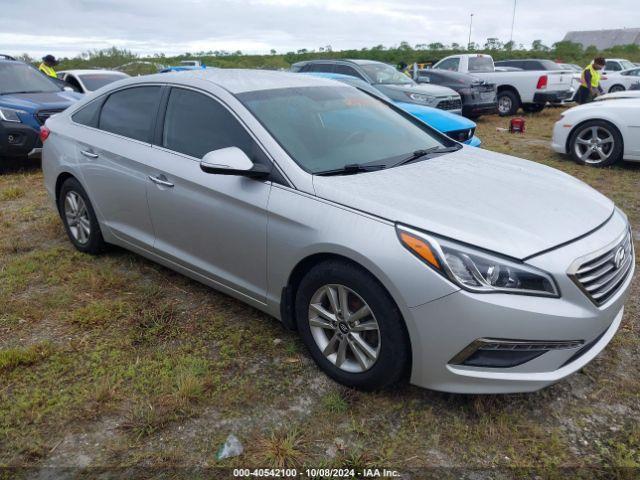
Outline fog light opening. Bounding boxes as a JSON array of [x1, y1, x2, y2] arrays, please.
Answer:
[[450, 338, 584, 369]]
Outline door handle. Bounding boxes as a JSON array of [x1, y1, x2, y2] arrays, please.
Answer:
[[81, 150, 99, 159], [149, 175, 174, 188]]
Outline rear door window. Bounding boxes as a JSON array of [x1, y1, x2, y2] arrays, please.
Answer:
[[333, 64, 366, 80], [305, 63, 335, 73], [435, 57, 460, 71], [468, 56, 494, 72], [605, 61, 621, 71], [98, 86, 162, 142]]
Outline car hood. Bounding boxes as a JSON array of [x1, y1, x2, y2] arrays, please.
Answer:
[[376, 83, 458, 99], [394, 101, 475, 132], [312, 147, 614, 259], [0, 91, 83, 111]]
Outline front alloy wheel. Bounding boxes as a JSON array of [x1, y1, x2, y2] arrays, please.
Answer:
[[308, 284, 380, 373], [571, 122, 622, 167], [295, 260, 410, 391]]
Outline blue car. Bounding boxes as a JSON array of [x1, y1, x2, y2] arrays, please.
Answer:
[[0, 55, 83, 164], [302, 72, 481, 147]]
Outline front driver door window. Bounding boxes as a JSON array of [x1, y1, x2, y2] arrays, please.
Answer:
[[147, 87, 272, 302]]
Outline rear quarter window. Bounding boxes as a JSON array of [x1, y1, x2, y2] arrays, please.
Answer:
[[71, 99, 102, 127]]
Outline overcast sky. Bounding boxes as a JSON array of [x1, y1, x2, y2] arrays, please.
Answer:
[[1, 0, 638, 58]]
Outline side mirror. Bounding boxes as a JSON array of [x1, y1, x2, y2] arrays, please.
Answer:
[[200, 147, 270, 179], [63, 86, 75, 92]]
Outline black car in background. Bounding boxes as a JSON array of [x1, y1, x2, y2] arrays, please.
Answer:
[[494, 59, 564, 71], [414, 69, 497, 119]]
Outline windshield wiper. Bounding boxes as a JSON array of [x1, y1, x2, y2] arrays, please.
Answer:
[[316, 163, 387, 176], [391, 145, 462, 168]]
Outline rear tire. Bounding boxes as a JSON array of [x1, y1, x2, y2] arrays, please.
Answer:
[[497, 90, 520, 116], [569, 120, 623, 168], [58, 177, 106, 254], [295, 260, 410, 391], [609, 85, 625, 93]]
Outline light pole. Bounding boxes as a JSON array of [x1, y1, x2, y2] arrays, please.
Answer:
[[468, 13, 474, 50], [509, 0, 517, 45]]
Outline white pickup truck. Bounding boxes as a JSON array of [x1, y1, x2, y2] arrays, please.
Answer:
[[432, 54, 575, 116]]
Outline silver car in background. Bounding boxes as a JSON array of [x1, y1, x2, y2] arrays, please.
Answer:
[[42, 70, 634, 393]]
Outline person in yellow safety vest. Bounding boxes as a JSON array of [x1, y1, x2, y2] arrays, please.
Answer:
[[576, 57, 605, 104], [39, 55, 58, 78]]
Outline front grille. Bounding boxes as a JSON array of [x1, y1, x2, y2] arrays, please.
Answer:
[[447, 127, 475, 143], [35, 109, 64, 125], [569, 229, 634, 306], [436, 98, 462, 111]]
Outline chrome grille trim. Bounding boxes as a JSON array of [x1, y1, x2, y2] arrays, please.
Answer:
[[568, 228, 634, 306]]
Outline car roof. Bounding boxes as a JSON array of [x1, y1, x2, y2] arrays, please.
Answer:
[[305, 58, 382, 66], [58, 69, 128, 75], [133, 69, 343, 94]]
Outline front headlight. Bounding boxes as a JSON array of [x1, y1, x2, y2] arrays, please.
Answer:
[[407, 92, 435, 104], [397, 225, 559, 297], [0, 107, 24, 123]]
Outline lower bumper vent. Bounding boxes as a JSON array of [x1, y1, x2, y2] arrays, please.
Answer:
[[450, 338, 584, 369]]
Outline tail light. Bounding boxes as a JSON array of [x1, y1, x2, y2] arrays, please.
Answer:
[[40, 126, 50, 143], [536, 75, 548, 90]]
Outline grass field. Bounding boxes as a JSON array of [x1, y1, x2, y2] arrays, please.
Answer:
[[0, 108, 638, 477]]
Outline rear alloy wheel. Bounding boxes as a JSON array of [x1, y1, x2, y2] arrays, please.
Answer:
[[295, 261, 410, 390], [58, 177, 106, 254], [497, 90, 520, 116], [569, 121, 623, 167]]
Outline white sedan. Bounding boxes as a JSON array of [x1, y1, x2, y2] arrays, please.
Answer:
[[600, 67, 640, 93], [56, 69, 129, 94], [552, 98, 640, 167]]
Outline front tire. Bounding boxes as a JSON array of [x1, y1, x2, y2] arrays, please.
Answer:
[[609, 85, 625, 93], [497, 90, 520, 116], [569, 120, 623, 167], [58, 177, 106, 254], [295, 260, 410, 391]]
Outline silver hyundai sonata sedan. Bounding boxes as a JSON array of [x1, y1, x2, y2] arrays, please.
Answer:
[[41, 70, 634, 393]]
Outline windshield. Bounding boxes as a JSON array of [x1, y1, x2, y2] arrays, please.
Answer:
[[468, 56, 494, 73], [0, 62, 60, 94], [620, 60, 636, 71], [237, 86, 445, 174], [79, 73, 128, 91], [359, 63, 414, 85]]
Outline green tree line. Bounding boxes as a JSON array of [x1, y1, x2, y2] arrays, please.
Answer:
[[16, 41, 640, 75]]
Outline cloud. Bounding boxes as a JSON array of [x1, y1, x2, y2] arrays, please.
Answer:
[[0, 0, 638, 58]]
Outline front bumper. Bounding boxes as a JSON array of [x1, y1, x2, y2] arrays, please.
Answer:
[[551, 119, 572, 154], [0, 120, 41, 160], [461, 102, 498, 117], [406, 211, 634, 393], [533, 90, 573, 104]]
